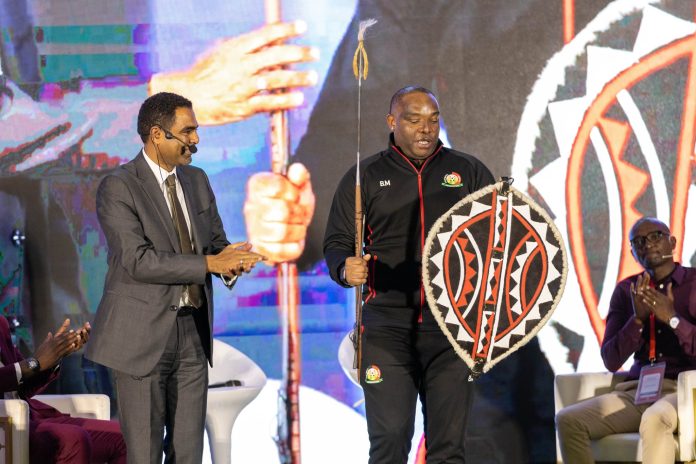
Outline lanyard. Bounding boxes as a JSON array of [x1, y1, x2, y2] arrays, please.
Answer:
[[647, 279, 659, 364], [649, 313, 656, 363]]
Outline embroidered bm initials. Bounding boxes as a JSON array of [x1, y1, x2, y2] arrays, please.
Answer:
[[379, 180, 391, 187]]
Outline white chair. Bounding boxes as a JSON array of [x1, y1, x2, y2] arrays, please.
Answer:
[[554, 370, 696, 463], [0, 393, 110, 464], [206, 339, 266, 464]]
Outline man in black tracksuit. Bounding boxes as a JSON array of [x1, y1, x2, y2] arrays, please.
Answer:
[[324, 86, 494, 463]]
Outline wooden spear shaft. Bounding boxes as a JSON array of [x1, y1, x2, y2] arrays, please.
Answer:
[[265, 1, 301, 463], [354, 49, 364, 375]]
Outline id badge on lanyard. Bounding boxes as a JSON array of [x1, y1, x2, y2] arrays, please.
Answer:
[[634, 313, 666, 405]]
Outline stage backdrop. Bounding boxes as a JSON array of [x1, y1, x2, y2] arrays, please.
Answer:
[[1, 1, 694, 462]]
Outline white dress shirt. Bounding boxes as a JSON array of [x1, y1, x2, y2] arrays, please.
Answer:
[[142, 148, 194, 240]]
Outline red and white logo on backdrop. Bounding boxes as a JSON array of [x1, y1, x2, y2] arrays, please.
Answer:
[[512, 1, 696, 373]]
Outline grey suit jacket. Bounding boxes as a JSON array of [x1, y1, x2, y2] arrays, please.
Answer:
[[85, 153, 229, 376]]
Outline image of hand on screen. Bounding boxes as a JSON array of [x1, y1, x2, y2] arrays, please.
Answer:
[[149, 20, 319, 126]]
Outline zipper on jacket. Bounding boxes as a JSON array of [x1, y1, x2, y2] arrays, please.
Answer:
[[418, 173, 425, 323], [391, 144, 442, 324]]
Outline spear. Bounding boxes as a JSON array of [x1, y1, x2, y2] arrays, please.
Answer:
[[351, 18, 377, 376], [264, 1, 301, 463]]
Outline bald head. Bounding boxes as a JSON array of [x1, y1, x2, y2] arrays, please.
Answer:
[[629, 217, 669, 240], [629, 217, 676, 276]]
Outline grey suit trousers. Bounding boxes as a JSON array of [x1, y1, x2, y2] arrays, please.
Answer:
[[114, 314, 208, 464]]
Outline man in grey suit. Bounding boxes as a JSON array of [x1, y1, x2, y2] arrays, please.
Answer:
[[85, 92, 264, 463]]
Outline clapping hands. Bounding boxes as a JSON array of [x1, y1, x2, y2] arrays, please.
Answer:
[[630, 272, 676, 325], [33, 319, 91, 372]]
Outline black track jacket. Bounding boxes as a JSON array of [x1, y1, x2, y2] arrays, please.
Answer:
[[324, 136, 495, 329]]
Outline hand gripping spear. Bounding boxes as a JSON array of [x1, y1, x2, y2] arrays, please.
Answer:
[[264, 1, 301, 463], [350, 18, 377, 376]]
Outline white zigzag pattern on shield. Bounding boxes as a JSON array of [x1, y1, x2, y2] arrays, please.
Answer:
[[495, 203, 563, 349], [429, 199, 490, 343], [509, 241, 538, 315], [477, 310, 494, 353]]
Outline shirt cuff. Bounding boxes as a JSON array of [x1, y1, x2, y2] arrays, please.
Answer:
[[673, 317, 690, 338], [14, 362, 21, 384], [618, 317, 645, 341], [338, 264, 349, 286], [221, 274, 238, 288]]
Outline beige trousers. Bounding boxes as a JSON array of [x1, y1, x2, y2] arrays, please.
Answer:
[[556, 379, 678, 464]]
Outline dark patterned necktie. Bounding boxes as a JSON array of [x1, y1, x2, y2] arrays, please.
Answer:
[[165, 174, 203, 308]]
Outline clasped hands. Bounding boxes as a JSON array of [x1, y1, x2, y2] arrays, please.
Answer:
[[630, 272, 675, 325], [206, 242, 266, 276]]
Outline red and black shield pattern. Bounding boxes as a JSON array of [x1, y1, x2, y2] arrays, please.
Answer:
[[423, 181, 567, 374]]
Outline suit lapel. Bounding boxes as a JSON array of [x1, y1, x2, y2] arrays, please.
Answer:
[[132, 154, 181, 252], [178, 168, 203, 254]]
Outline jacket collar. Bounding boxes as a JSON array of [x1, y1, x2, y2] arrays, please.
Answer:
[[130, 152, 181, 251], [387, 133, 444, 173], [129, 152, 203, 254], [668, 263, 687, 286]]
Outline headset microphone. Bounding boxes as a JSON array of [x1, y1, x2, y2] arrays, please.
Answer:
[[164, 130, 198, 154], [662, 254, 674, 259]]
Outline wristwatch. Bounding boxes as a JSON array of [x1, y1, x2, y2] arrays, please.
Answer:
[[26, 357, 41, 372], [669, 316, 681, 330]]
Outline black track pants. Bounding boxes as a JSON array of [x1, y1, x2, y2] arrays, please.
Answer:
[[360, 325, 475, 464]]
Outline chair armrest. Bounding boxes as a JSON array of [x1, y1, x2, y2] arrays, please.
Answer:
[[554, 372, 630, 413], [35, 394, 110, 420], [677, 370, 696, 462], [0, 399, 31, 464]]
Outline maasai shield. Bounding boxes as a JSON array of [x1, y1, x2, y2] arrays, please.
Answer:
[[422, 180, 567, 377]]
